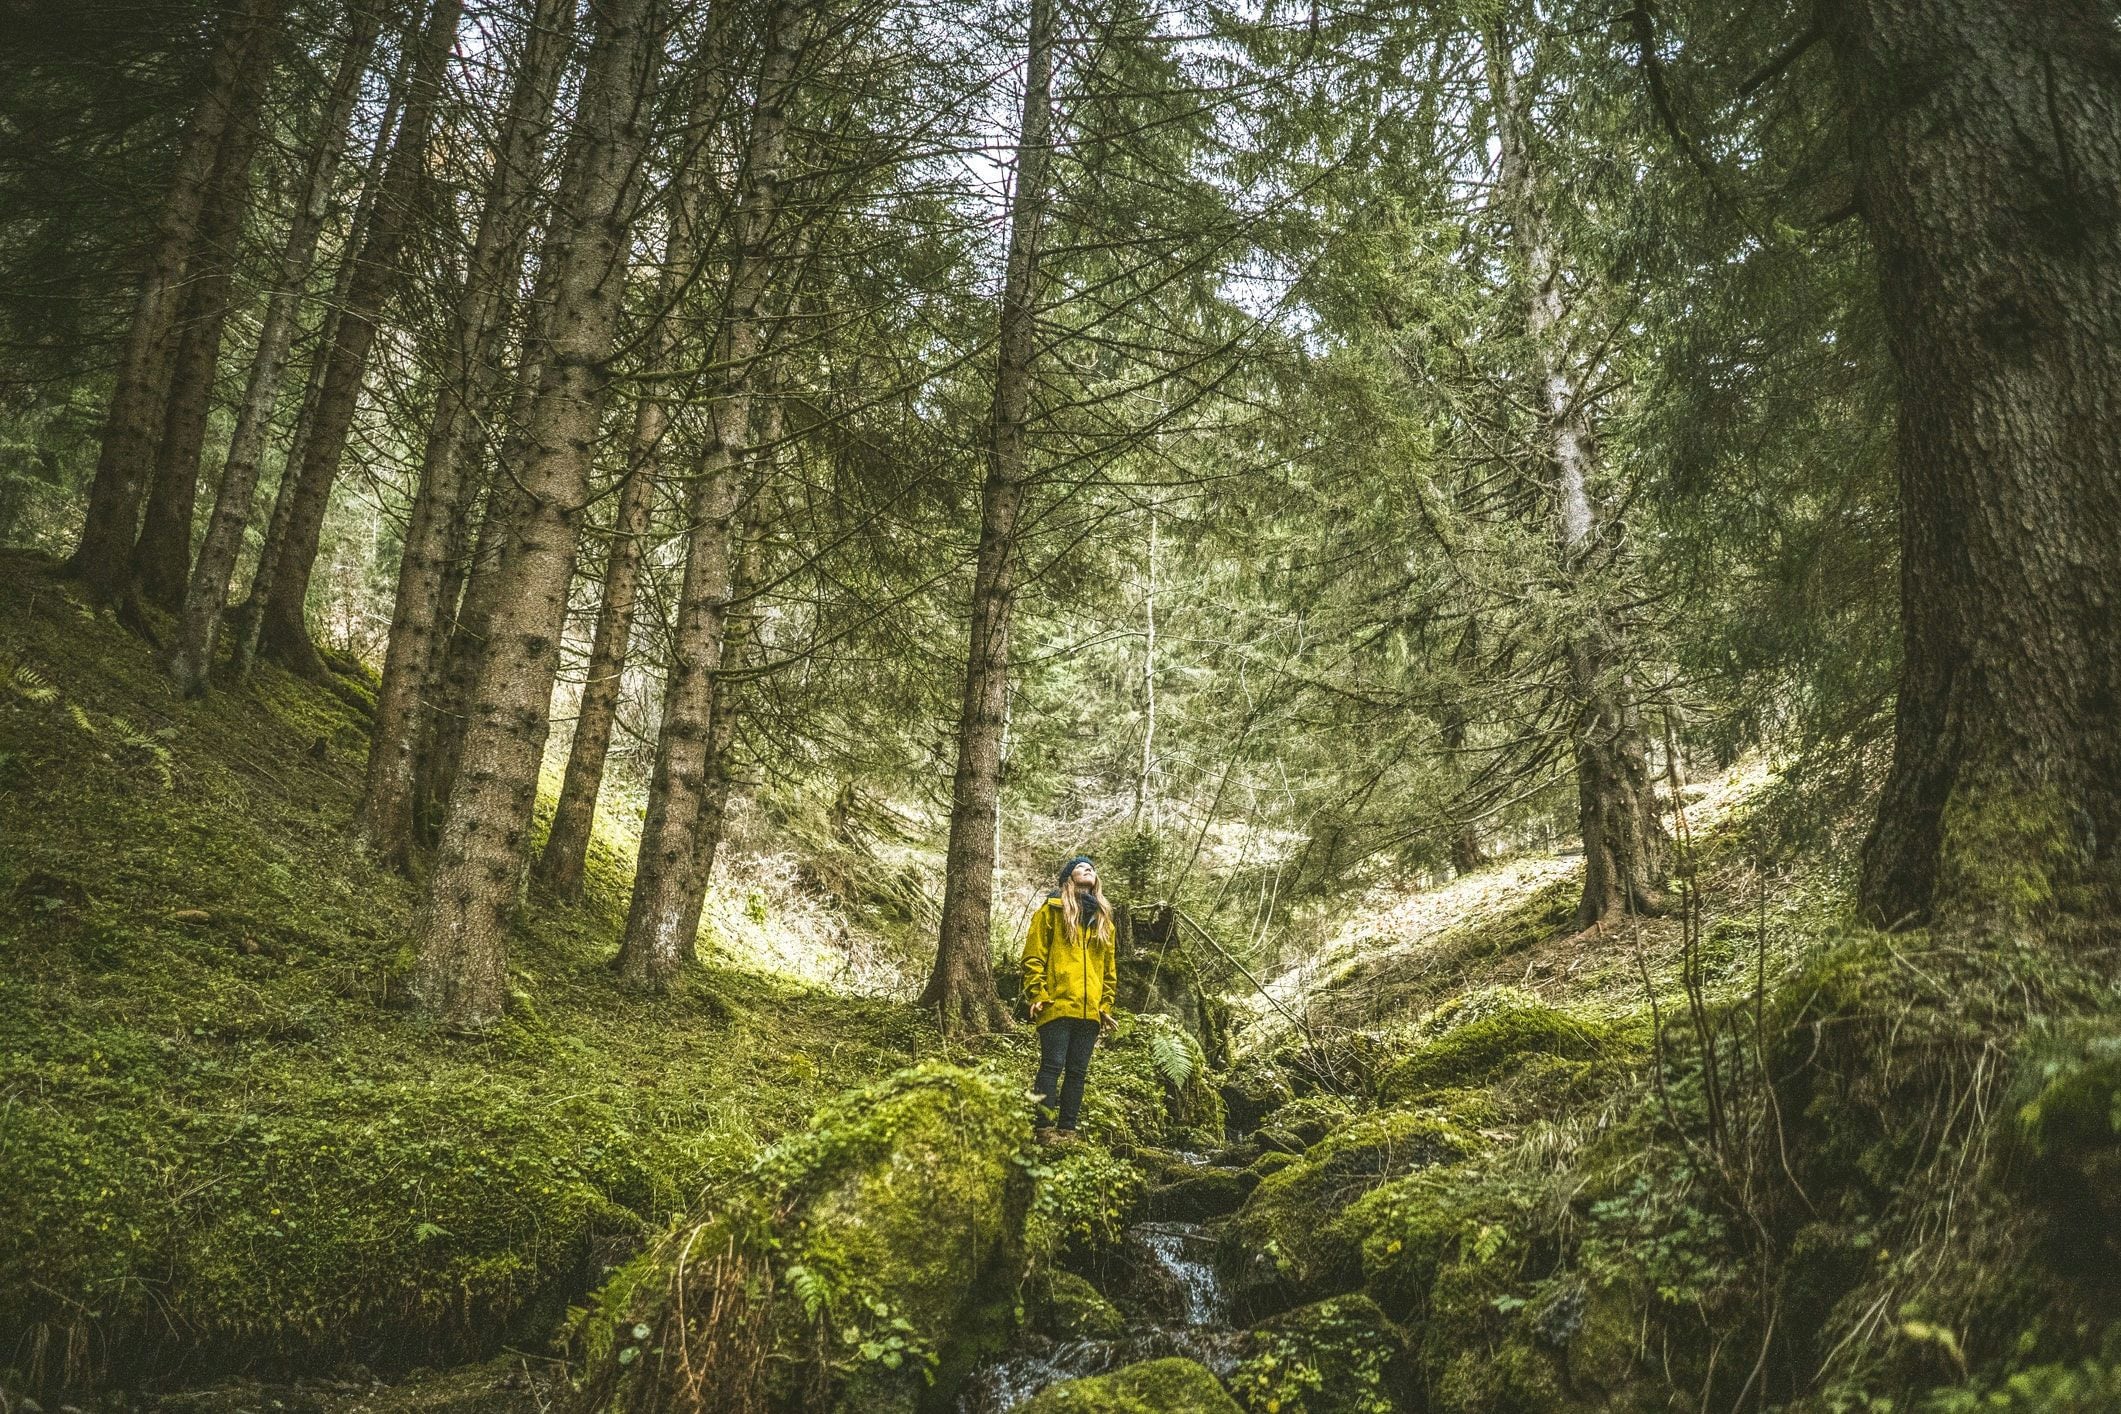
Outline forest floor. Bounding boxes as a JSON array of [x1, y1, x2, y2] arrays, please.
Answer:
[[0, 551, 951, 1398], [1235, 758, 1830, 1049], [7, 548, 2114, 1414]]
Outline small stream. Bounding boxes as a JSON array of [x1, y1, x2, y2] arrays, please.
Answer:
[[958, 1212, 1247, 1414]]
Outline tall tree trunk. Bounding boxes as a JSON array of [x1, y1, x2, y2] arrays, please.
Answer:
[[168, 1, 384, 695], [1828, 0, 2121, 930], [614, 4, 800, 990], [1130, 506, 1156, 831], [1484, 25, 1666, 933], [534, 48, 738, 900], [417, 353, 541, 838], [230, 12, 413, 679], [408, 0, 662, 1029], [920, 0, 1055, 1034], [253, 0, 465, 679], [357, 0, 573, 869], [528, 417, 658, 899], [132, 59, 276, 613], [687, 455, 778, 897], [67, 0, 284, 607]]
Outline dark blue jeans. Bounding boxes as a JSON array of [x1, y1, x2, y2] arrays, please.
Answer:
[[1034, 1016, 1100, 1130]]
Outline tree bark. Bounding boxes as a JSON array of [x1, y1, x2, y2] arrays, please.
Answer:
[[1130, 505, 1156, 831], [920, 0, 1055, 1034], [1828, 0, 2121, 930], [1484, 24, 1666, 933], [529, 419, 659, 899], [408, 0, 662, 1029], [614, 4, 800, 990], [416, 286, 556, 837], [254, 0, 465, 679], [132, 49, 277, 613], [686, 460, 775, 900], [535, 46, 738, 900], [357, 0, 573, 869], [67, 0, 284, 608], [229, 11, 414, 680], [168, 1, 384, 695]]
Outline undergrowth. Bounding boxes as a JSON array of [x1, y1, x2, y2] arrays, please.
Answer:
[[0, 555, 929, 1391]]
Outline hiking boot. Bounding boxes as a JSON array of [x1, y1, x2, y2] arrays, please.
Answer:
[[1050, 1128, 1081, 1145], [1034, 1125, 1060, 1145]]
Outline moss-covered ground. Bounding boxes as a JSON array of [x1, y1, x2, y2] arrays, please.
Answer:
[[0, 553, 933, 1390], [10, 545, 2121, 1414]]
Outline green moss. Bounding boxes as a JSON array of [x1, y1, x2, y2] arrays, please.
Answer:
[[1228, 1293, 1404, 1414], [1271, 1093, 1358, 1147], [1020, 1357, 1243, 1414], [1376, 1002, 1605, 1104], [2012, 1025, 2121, 1166], [1085, 1015, 1225, 1150], [1142, 1166, 1252, 1221], [1025, 1134, 1147, 1265], [1932, 777, 2083, 927], [1221, 1052, 1296, 1131], [1249, 1149, 1301, 1180], [1225, 1108, 1481, 1316], [0, 556, 923, 1391], [1433, 1335, 1563, 1414], [578, 1061, 1035, 1414], [1036, 1268, 1126, 1341]]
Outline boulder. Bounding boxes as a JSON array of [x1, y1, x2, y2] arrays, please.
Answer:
[[1374, 1001, 1603, 1105], [1227, 1293, 1412, 1414], [575, 1061, 1034, 1414], [1036, 1268, 1126, 1342], [1222, 1108, 1480, 1321], [1220, 1054, 1295, 1133], [1020, 1356, 1242, 1414], [1141, 1167, 1254, 1222]]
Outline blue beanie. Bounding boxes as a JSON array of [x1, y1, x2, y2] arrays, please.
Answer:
[[1057, 855, 1096, 891]]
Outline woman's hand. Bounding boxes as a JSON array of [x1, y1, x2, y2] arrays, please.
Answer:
[[1029, 999, 1046, 1019]]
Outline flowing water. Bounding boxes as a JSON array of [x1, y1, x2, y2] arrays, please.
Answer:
[[958, 1213, 1247, 1414]]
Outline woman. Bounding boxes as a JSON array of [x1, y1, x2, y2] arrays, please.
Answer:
[[1021, 855, 1118, 1142]]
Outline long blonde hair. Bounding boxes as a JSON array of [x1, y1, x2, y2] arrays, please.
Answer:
[[1061, 873, 1112, 943]]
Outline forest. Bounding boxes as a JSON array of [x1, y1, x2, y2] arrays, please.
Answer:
[[1, 0, 2117, 1410]]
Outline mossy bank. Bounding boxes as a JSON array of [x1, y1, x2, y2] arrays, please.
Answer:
[[0, 555, 929, 1389]]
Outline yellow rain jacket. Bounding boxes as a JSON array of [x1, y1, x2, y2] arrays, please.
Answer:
[[1022, 894, 1117, 1025]]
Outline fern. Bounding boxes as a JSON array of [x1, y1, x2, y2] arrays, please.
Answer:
[[107, 715, 174, 789], [4, 660, 57, 704], [785, 1262, 831, 1321], [44, 695, 176, 789], [1147, 1025, 1203, 1093]]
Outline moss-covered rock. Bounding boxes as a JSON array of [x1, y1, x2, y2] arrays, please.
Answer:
[[1256, 1124, 1311, 1156], [1081, 1014, 1226, 1152], [1035, 1268, 1127, 1341], [1142, 1167, 1254, 1221], [1119, 926, 1232, 1070], [576, 1061, 1035, 1414], [2010, 1023, 2121, 1244], [1249, 1149, 1301, 1181], [1223, 1108, 1480, 1320], [1228, 1293, 1408, 1414], [1375, 1000, 1604, 1105], [1020, 1357, 1243, 1414], [1026, 1134, 1148, 1269], [1273, 1093, 1359, 1148], [1222, 1053, 1296, 1133]]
